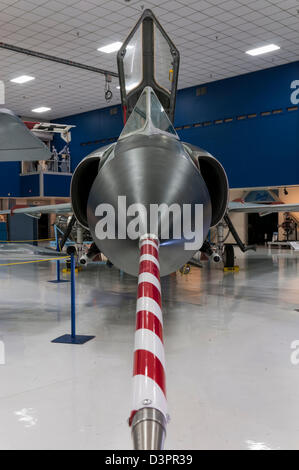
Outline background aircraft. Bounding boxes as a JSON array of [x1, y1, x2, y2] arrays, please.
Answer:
[[0, 107, 51, 162]]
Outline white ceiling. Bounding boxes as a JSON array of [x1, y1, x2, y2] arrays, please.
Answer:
[[0, 0, 299, 119]]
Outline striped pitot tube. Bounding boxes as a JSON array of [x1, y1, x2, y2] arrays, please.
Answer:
[[129, 235, 167, 426]]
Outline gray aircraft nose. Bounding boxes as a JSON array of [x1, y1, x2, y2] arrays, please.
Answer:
[[87, 134, 212, 277]]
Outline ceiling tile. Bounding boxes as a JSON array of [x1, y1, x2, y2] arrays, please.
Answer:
[[0, 0, 298, 118]]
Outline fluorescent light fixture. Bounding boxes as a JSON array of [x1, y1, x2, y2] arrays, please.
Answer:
[[246, 44, 280, 56], [32, 106, 51, 113], [10, 75, 35, 84], [98, 41, 123, 53]]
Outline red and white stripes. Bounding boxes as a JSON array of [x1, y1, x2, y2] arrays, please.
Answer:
[[129, 235, 167, 425]]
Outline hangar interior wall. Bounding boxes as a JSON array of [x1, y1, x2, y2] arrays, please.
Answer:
[[0, 61, 298, 197]]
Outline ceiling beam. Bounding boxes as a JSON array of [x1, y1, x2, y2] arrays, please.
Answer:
[[0, 42, 119, 78]]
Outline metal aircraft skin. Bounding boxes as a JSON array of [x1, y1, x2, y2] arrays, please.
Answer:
[[0, 108, 51, 162], [1, 9, 299, 269]]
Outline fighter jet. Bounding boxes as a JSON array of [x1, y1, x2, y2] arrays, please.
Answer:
[[1, 9, 299, 450]]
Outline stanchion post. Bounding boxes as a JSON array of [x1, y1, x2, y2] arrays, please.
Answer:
[[71, 253, 76, 339], [52, 254, 95, 345], [56, 259, 61, 282], [56, 225, 60, 283]]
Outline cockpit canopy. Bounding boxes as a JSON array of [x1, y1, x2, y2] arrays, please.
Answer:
[[117, 9, 180, 124], [119, 86, 178, 140]]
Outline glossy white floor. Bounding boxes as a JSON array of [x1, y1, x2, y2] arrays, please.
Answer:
[[0, 247, 299, 450]]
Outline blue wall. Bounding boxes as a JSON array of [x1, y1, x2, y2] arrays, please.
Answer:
[[20, 174, 40, 198], [1, 60, 298, 195], [44, 174, 72, 197], [0, 162, 21, 197], [176, 61, 299, 125], [178, 111, 298, 188], [175, 61, 299, 187]]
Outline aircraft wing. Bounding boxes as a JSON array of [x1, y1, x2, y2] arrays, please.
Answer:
[[228, 201, 299, 214], [0, 203, 72, 216], [2, 200, 299, 217], [0, 108, 51, 161]]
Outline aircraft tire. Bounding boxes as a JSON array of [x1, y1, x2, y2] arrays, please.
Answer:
[[223, 244, 234, 268]]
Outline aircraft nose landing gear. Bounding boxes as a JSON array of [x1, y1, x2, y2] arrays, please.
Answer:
[[215, 214, 256, 271]]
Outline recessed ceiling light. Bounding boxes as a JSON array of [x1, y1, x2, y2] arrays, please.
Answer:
[[98, 41, 123, 53], [10, 75, 35, 84], [32, 107, 51, 113], [246, 44, 280, 56]]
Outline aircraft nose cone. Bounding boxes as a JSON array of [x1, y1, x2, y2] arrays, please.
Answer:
[[87, 134, 212, 276]]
